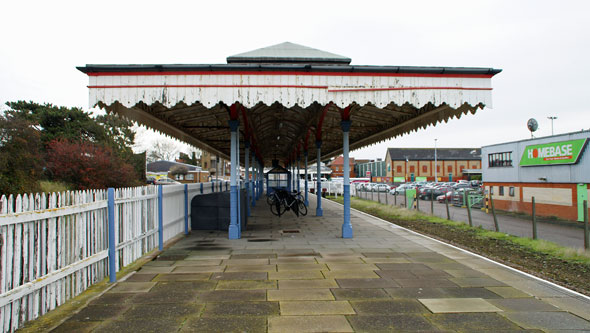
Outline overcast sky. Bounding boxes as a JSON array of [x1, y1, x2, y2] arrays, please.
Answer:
[[1, 0, 589, 160]]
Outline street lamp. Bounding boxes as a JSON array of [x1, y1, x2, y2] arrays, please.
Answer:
[[434, 139, 438, 183], [547, 116, 557, 135]]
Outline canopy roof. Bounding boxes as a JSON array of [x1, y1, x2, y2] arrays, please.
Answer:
[[77, 43, 501, 166]]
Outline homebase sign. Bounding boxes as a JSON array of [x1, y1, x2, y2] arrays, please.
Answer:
[[520, 138, 588, 166]]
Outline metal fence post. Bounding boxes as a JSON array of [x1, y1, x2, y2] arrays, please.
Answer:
[[158, 185, 164, 250], [445, 196, 450, 220], [415, 193, 419, 211], [200, 182, 203, 194], [490, 193, 499, 232], [386, 190, 388, 205], [107, 188, 116, 283], [532, 196, 538, 240], [466, 192, 473, 227], [584, 200, 588, 250], [430, 194, 434, 214], [184, 184, 189, 235]]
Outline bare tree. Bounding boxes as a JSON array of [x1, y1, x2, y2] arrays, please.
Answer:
[[169, 164, 189, 177], [147, 139, 179, 162]]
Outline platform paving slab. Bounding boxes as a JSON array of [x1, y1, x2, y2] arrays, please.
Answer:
[[268, 315, 353, 333], [419, 298, 503, 313], [43, 196, 590, 333]]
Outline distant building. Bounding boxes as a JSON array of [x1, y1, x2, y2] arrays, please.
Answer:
[[328, 155, 355, 178], [355, 159, 386, 182], [146, 160, 209, 183], [385, 148, 481, 183], [482, 130, 589, 221]]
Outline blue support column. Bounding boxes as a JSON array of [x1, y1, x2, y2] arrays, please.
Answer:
[[245, 141, 250, 217], [287, 163, 292, 192], [200, 182, 203, 194], [237, 131, 241, 238], [341, 120, 353, 238], [259, 160, 263, 198], [316, 140, 323, 217], [228, 120, 240, 239], [304, 151, 309, 206], [107, 188, 116, 283], [158, 185, 163, 250], [251, 154, 256, 207], [297, 156, 301, 194], [184, 184, 189, 235]]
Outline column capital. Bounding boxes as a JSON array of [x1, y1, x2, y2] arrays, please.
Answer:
[[315, 140, 322, 148], [228, 119, 239, 131], [341, 120, 352, 132]]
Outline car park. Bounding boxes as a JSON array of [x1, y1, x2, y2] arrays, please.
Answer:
[[373, 184, 390, 192]]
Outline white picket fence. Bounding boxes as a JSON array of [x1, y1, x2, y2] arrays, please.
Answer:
[[0, 181, 229, 332]]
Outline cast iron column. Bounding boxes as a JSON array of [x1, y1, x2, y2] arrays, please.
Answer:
[[245, 141, 250, 217], [228, 120, 239, 239], [316, 140, 323, 216], [342, 120, 353, 238], [251, 153, 256, 207], [304, 151, 309, 206]]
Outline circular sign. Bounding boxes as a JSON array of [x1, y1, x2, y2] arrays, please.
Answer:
[[527, 118, 538, 132]]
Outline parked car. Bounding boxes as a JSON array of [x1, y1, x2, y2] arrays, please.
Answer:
[[373, 184, 390, 192], [391, 184, 415, 195], [437, 191, 453, 203], [154, 177, 181, 185], [146, 176, 156, 185]]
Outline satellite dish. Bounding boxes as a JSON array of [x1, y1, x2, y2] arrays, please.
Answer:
[[527, 118, 538, 138]]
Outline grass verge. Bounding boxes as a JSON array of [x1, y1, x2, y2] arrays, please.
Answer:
[[330, 196, 590, 295]]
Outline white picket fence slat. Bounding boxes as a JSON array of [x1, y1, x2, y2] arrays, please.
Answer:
[[0, 181, 229, 332]]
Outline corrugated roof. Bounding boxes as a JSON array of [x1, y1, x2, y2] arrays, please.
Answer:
[[147, 160, 199, 173], [386, 148, 481, 161], [226, 42, 351, 64]]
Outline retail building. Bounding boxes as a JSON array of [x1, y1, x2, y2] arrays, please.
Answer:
[[482, 130, 589, 221]]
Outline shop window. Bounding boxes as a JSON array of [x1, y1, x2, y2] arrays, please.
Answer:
[[186, 174, 194, 180], [397, 166, 402, 173], [422, 165, 427, 172], [499, 186, 504, 196], [410, 166, 415, 173], [488, 152, 513, 167], [509, 187, 515, 197]]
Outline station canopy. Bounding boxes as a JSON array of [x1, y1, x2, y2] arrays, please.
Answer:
[[77, 42, 501, 165]]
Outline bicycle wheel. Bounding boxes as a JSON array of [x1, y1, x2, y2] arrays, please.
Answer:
[[298, 200, 307, 216], [271, 199, 287, 216]]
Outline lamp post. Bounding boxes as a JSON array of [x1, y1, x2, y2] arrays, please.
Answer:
[[547, 116, 557, 135], [434, 139, 438, 183]]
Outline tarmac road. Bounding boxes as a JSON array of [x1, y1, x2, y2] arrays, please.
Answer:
[[354, 191, 587, 250]]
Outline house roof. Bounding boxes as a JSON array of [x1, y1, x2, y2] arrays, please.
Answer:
[[386, 148, 481, 161], [146, 160, 200, 173], [328, 155, 355, 166], [227, 42, 351, 65]]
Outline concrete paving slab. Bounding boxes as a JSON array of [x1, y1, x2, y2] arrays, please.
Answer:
[[331, 288, 391, 300], [502, 311, 590, 330], [225, 264, 277, 272], [222, 258, 270, 265], [93, 317, 184, 333], [325, 263, 378, 270], [154, 273, 211, 281], [486, 286, 533, 298], [419, 298, 503, 313], [394, 278, 459, 288], [268, 289, 334, 301], [69, 304, 130, 322], [336, 278, 399, 288], [210, 272, 268, 280], [143, 260, 176, 267], [50, 320, 100, 333], [196, 290, 266, 302], [122, 303, 203, 319], [268, 315, 353, 333], [109, 282, 156, 293], [138, 266, 175, 273], [215, 280, 277, 290], [202, 301, 278, 316], [269, 270, 324, 280], [347, 314, 439, 332], [449, 277, 508, 287], [276, 263, 328, 271], [444, 268, 489, 278], [278, 279, 339, 289], [488, 298, 562, 312], [350, 299, 428, 314], [375, 263, 432, 270], [181, 316, 267, 333], [542, 297, 590, 320], [279, 301, 355, 315], [174, 259, 223, 266], [123, 273, 157, 282], [322, 270, 380, 279], [172, 265, 225, 273], [361, 257, 411, 264], [426, 312, 523, 331]]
